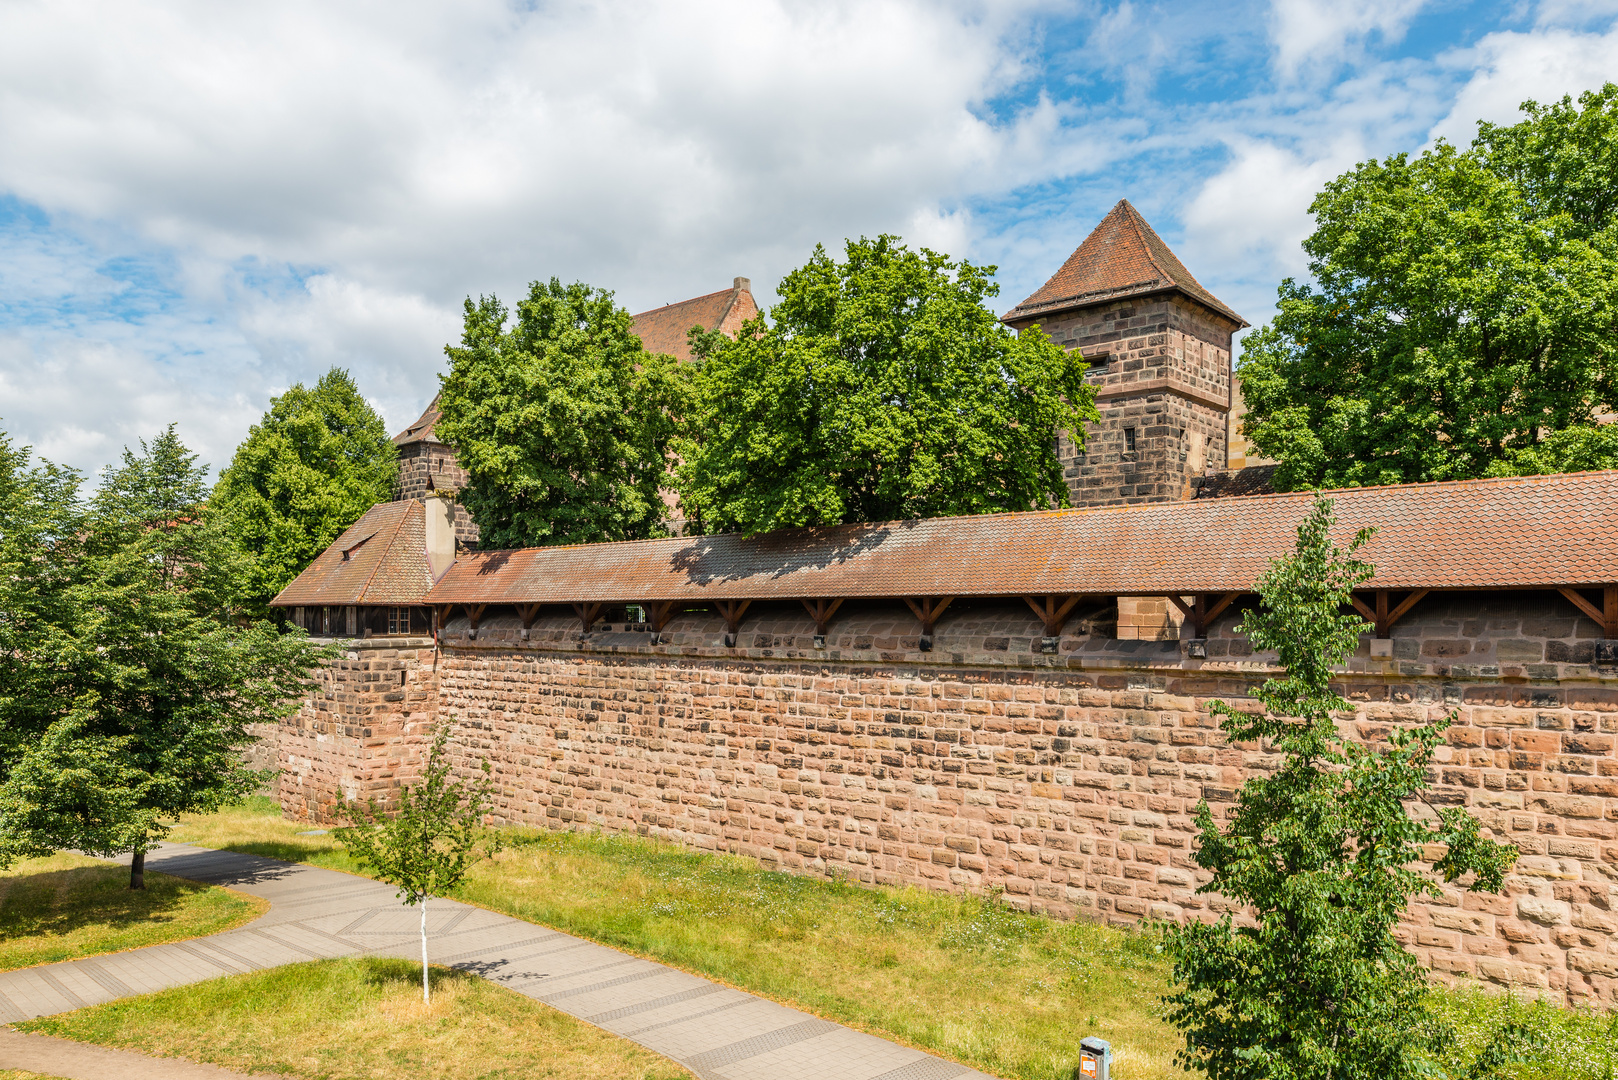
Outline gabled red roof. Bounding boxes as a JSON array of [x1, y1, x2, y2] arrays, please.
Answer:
[[271, 500, 434, 607], [1005, 200, 1246, 327], [423, 470, 1618, 605], [630, 277, 758, 361], [393, 394, 444, 447]]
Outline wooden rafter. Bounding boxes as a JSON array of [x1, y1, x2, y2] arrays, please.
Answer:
[[464, 603, 488, 640], [800, 597, 844, 636], [643, 600, 678, 635], [1167, 592, 1242, 640], [572, 602, 604, 635], [1558, 585, 1618, 638], [902, 595, 955, 637], [1349, 589, 1431, 638], [1022, 594, 1085, 638], [713, 599, 751, 641]]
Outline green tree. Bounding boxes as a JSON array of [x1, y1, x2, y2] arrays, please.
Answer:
[[334, 723, 498, 1004], [0, 425, 333, 886], [214, 368, 398, 613], [1162, 496, 1517, 1080], [435, 281, 686, 549], [674, 235, 1096, 534], [1239, 84, 1618, 489]]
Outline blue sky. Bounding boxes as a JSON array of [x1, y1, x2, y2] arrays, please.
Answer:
[[1, 0, 1615, 477]]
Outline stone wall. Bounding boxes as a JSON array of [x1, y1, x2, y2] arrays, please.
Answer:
[[1008, 293, 1240, 509], [396, 442, 479, 543], [277, 636, 439, 819], [277, 592, 1618, 1004]]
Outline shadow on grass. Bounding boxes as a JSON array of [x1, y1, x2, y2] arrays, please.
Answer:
[[0, 864, 211, 941]]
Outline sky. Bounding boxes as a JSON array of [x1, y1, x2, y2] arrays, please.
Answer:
[[1, 0, 1615, 480]]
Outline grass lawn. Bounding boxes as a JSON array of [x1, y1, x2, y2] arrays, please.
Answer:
[[0, 853, 266, 972], [17, 957, 691, 1080], [167, 798, 1618, 1080], [170, 799, 1190, 1080]]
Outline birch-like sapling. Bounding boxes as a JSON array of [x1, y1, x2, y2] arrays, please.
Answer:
[[333, 723, 499, 1004]]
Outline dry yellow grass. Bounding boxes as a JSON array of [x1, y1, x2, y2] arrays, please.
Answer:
[[19, 957, 690, 1080], [0, 852, 266, 972]]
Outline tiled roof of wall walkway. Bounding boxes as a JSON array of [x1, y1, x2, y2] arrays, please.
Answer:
[[424, 470, 1618, 605]]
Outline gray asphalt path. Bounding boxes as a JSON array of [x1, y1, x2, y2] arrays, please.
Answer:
[[0, 842, 995, 1080]]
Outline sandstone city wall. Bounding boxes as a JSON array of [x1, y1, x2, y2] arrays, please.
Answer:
[[276, 592, 1618, 1004]]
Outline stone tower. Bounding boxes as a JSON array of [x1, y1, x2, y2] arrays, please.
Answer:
[[1003, 200, 1248, 508]]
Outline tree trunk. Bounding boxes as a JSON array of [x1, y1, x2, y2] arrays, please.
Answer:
[[129, 849, 145, 891], [420, 893, 430, 1005]]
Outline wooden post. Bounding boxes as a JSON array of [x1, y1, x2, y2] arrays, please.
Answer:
[[1022, 595, 1085, 652], [464, 603, 487, 640], [644, 600, 678, 643], [1167, 592, 1241, 642], [1558, 586, 1618, 638], [714, 599, 751, 647], [516, 604, 541, 640], [572, 602, 604, 636], [902, 596, 955, 651], [800, 598, 844, 648]]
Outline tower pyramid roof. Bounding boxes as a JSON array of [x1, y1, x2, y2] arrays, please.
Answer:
[[1004, 200, 1246, 327]]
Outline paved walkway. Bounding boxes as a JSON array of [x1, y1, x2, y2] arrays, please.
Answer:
[[0, 843, 994, 1080], [0, 1026, 252, 1078]]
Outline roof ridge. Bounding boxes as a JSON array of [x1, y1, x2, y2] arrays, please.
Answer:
[[632, 286, 732, 318]]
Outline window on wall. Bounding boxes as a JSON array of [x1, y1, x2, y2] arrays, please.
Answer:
[[386, 606, 410, 634], [1124, 427, 1137, 452]]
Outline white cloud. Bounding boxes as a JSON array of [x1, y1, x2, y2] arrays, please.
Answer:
[[0, 0, 1069, 474], [0, 332, 260, 476], [1269, 0, 1430, 77], [1182, 139, 1361, 276], [1428, 23, 1618, 144]]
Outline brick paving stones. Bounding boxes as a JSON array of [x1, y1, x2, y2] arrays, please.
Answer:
[[0, 843, 996, 1080]]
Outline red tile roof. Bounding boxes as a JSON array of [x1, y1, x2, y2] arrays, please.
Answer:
[[1005, 200, 1246, 327], [393, 394, 444, 447], [422, 470, 1618, 605], [270, 500, 435, 607], [630, 277, 758, 361]]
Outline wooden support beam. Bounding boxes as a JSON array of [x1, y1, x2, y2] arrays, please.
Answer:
[[464, 603, 487, 640], [714, 599, 751, 646], [434, 604, 456, 642], [1352, 589, 1430, 637], [1559, 586, 1618, 638], [1384, 590, 1429, 635], [800, 597, 845, 638], [516, 604, 542, 639], [643, 601, 678, 641], [572, 602, 604, 635], [902, 596, 955, 642], [1022, 594, 1085, 639]]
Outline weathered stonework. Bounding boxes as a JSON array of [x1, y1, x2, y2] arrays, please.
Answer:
[[396, 442, 478, 543], [279, 593, 1618, 1004], [278, 636, 439, 818], [1008, 294, 1239, 508]]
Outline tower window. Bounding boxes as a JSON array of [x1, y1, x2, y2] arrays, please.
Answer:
[[1124, 427, 1136, 452]]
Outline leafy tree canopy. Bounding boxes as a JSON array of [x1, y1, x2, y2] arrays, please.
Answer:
[[1240, 84, 1618, 489], [674, 235, 1096, 534], [1162, 496, 1517, 1080], [435, 280, 686, 548], [214, 368, 398, 614], [0, 424, 332, 886]]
